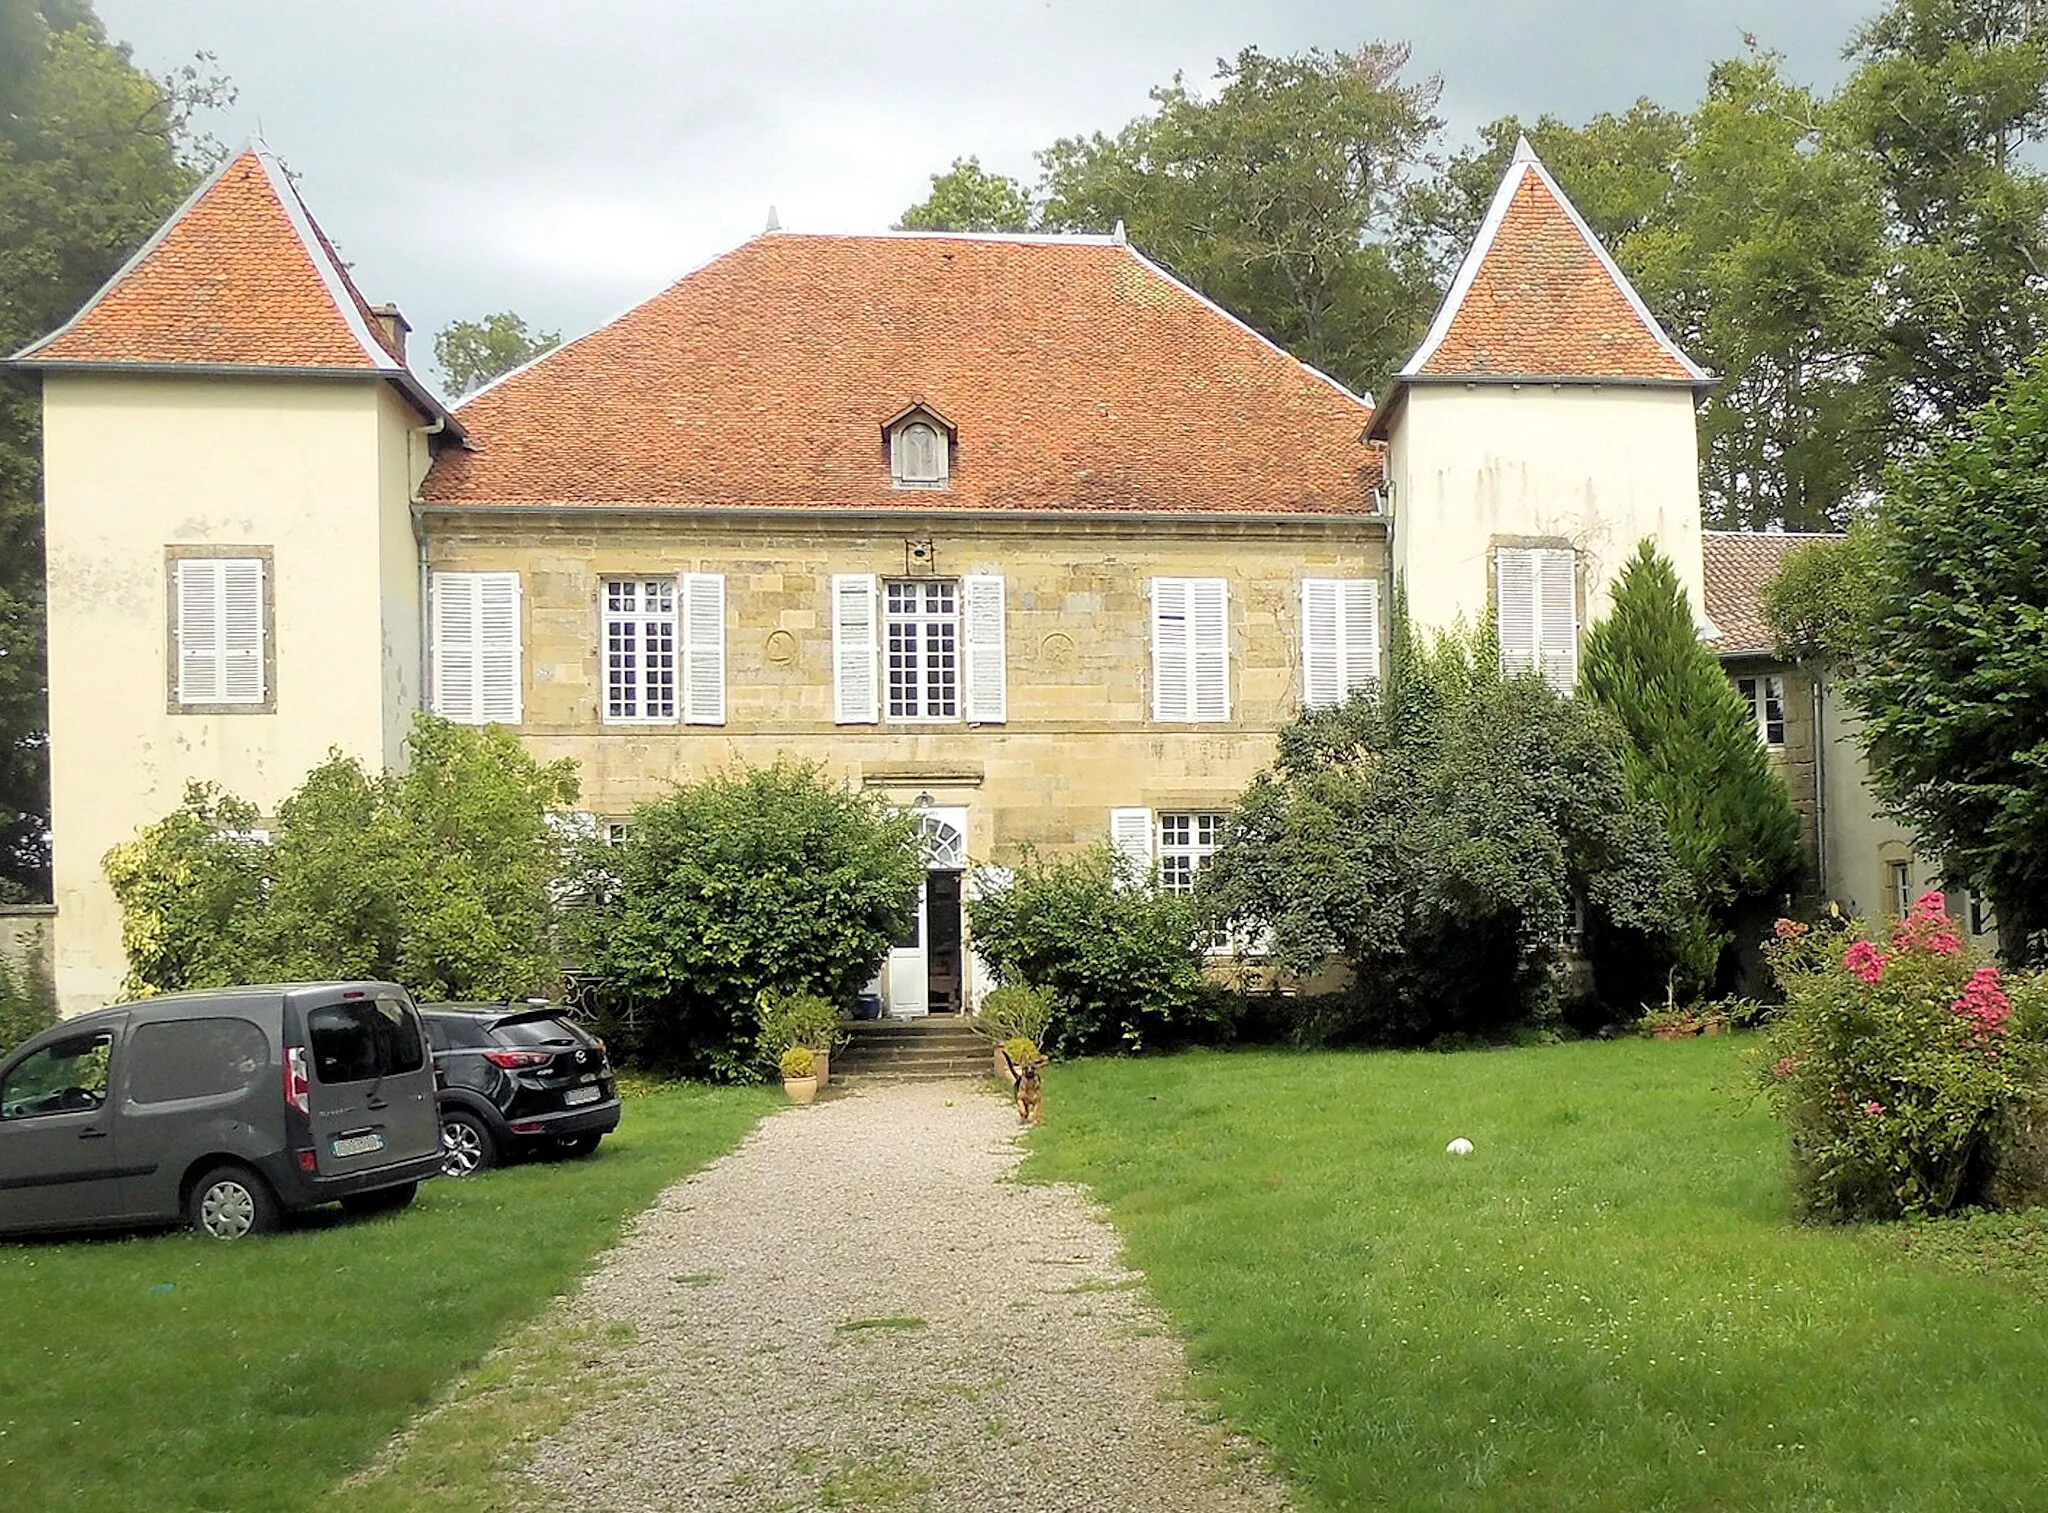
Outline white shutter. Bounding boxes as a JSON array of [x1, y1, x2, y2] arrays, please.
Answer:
[[1537, 548, 1578, 693], [1302, 578, 1341, 710], [1303, 578, 1381, 711], [478, 573, 522, 724], [1497, 549, 1538, 678], [1110, 807, 1154, 886], [1191, 579, 1229, 722], [1151, 579, 1189, 721], [682, 572, 726, 726], [431, 573, 478, 722], [1342, 578, 1379, 693], [176, 559, 224, 704], [832, 573, 879, 725], [962, 574, 1007, 724], [221, 560, 265, 702]]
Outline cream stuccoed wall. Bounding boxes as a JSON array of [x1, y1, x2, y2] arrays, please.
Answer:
[[1387, 383, 1705, 636], [42, 372, 426, 1014]]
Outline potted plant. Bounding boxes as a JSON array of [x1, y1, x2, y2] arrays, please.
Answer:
[[974, 984, 1054, 1079], [756, 989, 842, 1087], [779, 1045, 818, 1104]]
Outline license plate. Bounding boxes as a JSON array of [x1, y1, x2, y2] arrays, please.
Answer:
[[331, 1131, 386, 1158], [563, 1086, 600, 1107]]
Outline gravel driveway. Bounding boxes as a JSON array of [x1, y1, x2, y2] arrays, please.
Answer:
[[525, 1080, 1290, 1513]]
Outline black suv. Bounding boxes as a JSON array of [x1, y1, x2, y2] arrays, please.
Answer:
[[420, 1005, 620, 1177]]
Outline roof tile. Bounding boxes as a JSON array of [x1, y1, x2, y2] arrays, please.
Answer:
[[1702, 531, 1840, 656], [422, 234, 1380, 515], [22, 147, 383, 370]]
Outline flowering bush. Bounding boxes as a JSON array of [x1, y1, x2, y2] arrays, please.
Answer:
[[1759, 891, 2048, 1221]]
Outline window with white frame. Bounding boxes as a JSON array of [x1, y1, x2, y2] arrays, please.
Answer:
[[605, 822, 632, 847], [1887, 859, 1912, 920], [171, 553, 269, 709], [1157, 811, 1227, 895], [1738, 674, 1787, 748], [430, 571, 522, 726], [1301, 578, 1379, 710], [885, 579, 959, 720], [1496, 546, 1577, 692], [603, 579, 677, 723]]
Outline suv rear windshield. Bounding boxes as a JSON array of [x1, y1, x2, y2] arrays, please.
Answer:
[[489, 1015, 588, 1048], [307, 997, 425, 1084]]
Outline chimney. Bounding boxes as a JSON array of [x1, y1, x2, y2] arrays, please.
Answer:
[[368, 303, 410, 360]]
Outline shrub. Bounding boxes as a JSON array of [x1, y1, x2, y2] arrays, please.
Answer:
[[755, 988, 841, 1071], [0, 950, 54, 1056], [573, 761, 921, 1080], [967, 845, 1206, 1056], [102, 718, 580, 1000], [973, 983, 1053, 1048], [1199, 611, 1698, 1043], [1759, 893, 2048, 1221], [778, 1045, 815, 1081]]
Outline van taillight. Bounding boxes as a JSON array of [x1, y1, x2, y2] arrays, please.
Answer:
[[285, 1047, 310, 1115], [484, 1049, 551, 1070]]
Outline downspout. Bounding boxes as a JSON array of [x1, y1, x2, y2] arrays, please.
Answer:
[[1810, 668, 1827, 900], [409, 417, 446, 717]]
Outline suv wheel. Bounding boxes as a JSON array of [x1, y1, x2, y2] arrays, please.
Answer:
[[440, 1110, 496, 1177], [187, 1165, 281, 1240]]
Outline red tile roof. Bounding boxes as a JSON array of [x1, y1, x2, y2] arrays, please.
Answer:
[[1703, 531, 1840, 657], [422, 233, 1380, 515], [1390, 140, 1706, 397], [15, 145, 411, 375]]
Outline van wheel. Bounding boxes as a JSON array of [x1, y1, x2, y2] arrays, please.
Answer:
[[187, 1165, 281, 1240], [340, 1182, 417, 1217], [440, 1111, 495, 1177]]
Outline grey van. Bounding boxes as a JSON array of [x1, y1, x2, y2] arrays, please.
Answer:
[[0, 981, 442, 1240]]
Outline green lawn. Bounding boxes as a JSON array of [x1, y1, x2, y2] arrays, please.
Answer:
[[1027, 1038, 2048, 1513], [0, 1083, 770, 1513]]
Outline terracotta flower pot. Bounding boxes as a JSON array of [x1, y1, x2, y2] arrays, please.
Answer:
[[811, 1047, 831, 1088], [993, 1045, 1017, 1083], [783, 1076, 818, 1105]]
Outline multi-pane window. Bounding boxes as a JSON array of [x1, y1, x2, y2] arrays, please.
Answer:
[[603, 579, 677, 723], [1738, 674, 1787, 747], [1888, 859, 1913, 920], [1157, 812, 1226, 895], [885, 580, 959, 720]]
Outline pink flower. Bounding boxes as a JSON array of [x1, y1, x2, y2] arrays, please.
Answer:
[[1773, 917, 1810, 940], [1951, 966, 2011, 1038], [1772, 1055, 1798, 1080], [1925, 929, 1962, 958], [1913, 889, 1946, 917], [1843, 940, 1888, 986], [1863, 1100, 1884, 1116]]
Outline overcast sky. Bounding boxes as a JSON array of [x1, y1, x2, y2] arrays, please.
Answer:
[[96, 1, 1875, 389]]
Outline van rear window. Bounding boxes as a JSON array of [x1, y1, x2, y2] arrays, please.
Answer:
[[307, 997, 425, 1084], [128, 1018, 268, 1104]]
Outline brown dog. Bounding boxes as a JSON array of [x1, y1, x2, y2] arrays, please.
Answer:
[[1002, 1048, 1048, 1126]]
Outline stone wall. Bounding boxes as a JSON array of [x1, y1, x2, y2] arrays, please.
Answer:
[[0, 904, 56, 995], [425, 510, 1387, 864]]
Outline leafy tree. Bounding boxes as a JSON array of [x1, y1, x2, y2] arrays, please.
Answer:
[[1581, 542, 1805, 984], [0, 1, 230, 900], [1200, 609, 1696, 1039], [571, 762, 921, 1079], [1762, 523, 1882, 663], [1836, 0, 2048, 436], [896, 156, 1032, 231], [1841, 352, 2048, 965], [102, 717, 580, 999], [966, 844, 1207, 1056], [432, 311, 560, 396], [1037, 42, 1445, 397]]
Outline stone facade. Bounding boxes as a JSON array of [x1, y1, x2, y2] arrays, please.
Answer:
[[424, 509, 1387, 865]]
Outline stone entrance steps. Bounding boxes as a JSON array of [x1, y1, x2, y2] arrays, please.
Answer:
[[835, 1016, 991, 1083]]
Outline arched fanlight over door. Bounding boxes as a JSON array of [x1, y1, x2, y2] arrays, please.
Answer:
[[916, 812, 966, 868]]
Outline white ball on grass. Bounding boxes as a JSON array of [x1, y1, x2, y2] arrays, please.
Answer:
[[1446, 1137, 1474, 1156]]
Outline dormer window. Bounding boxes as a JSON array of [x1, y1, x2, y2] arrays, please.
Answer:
[[884, 405, 953, 490]]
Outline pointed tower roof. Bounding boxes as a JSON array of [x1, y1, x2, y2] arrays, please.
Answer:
[[1369, 137, 1706, 438], [10, 142, 454, 428]]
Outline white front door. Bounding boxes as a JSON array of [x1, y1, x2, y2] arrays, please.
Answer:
[[882, 808, 968, 1018]]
